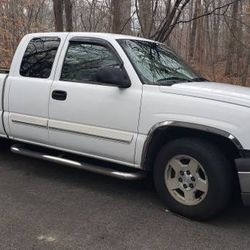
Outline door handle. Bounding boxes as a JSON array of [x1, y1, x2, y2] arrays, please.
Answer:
[[52, 90, 67, 101]]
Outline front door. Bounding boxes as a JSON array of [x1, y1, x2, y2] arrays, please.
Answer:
[[48, 37, 142, 166]]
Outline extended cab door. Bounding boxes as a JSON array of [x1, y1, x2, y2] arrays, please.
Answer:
[[5, 33, 67, 144], [48, 36, 142, 166]]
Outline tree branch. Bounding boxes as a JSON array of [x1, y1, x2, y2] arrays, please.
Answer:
[[175, 0, 240, 25]]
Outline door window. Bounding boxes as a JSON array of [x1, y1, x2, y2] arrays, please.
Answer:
[[60, 42, 120, 83], [20, 37, 60, 78]]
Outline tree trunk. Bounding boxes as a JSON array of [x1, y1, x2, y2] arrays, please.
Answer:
[[53, 0, 64, 32], [241, 52, 250, 85], [195, 0, 203, 67], [241, 0, 250, 85], [121, 0, 132, 34], [236, 1, 243, 76], [137, 0, 153, 38], [111, 0, 131, 34], [189, 0, 198, 60], [111, 0, 122, 33], [212, 0, 221, 61], [64, 0, 73, 31], [225, 0, 239, 76]]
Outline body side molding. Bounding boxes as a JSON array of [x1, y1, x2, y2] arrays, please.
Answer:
[[49, 119, 134, 143], [9, 113, 134, 143], [10, 113, 48, 128]]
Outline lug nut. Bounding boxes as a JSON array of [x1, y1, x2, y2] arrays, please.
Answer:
[[183, 184, 188, 189], [178, 178, 183, 182], [191, 177, 195, 182], [186, 170, 191, 175], [180, 171, 184, 176], [189, 183, 194, 188]]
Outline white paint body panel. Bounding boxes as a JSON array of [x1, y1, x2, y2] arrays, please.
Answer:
[[135, 84, 250, 164], [2, 32, 250, 169], [161, 82, 250, 108]]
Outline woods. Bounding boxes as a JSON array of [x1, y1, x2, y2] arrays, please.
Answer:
[[0, 0, 249, 85]]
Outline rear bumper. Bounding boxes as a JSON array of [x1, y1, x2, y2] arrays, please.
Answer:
[[235, 158, 250, 206]]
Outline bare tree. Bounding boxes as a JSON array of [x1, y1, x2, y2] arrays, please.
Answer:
[[225, 0, 239, 76], [241, 0, 250, 85], [65, 0, 73, 31], [136, 0, 154, 38], [111, 0, 131, 34], [111, 0, 121, 33], [53, 0, 64, 32], [151, 0, 191, 42], [189, 0, 198, 60]]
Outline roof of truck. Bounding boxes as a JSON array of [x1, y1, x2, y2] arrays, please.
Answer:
[[28, 32, 156, 43]]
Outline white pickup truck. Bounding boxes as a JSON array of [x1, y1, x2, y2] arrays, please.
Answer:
[[0, 32, 250, 220]]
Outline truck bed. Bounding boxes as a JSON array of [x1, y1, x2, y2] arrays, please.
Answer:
[[0, 68, 9, 74]]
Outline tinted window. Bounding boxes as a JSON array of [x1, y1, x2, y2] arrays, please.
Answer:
[[61, 42, 119, 83], [118, 39, 199, 85], [20, 37, 60, 78]]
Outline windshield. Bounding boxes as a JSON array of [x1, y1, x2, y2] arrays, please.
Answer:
[[118, 39, 202, 85]]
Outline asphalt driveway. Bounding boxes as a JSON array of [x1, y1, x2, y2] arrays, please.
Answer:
[[0, 140, 249, 250]]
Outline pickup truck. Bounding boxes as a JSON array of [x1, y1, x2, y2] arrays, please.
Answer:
[[0, 32, 250, 220]]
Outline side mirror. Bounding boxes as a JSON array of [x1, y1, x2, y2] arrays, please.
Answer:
[[96, 66, 131, 88]]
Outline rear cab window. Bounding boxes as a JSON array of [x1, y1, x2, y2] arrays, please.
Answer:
[[20, 37, 60, 78]]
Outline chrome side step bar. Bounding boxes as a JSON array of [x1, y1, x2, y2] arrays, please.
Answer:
[[10, 144, 145, 180]]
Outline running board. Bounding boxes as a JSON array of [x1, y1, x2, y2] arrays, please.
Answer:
[[10, 144, 145, 180]]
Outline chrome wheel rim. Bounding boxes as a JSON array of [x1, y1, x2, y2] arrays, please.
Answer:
[[165, 155, 208, 206]]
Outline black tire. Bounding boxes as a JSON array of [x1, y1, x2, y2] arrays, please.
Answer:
[[153, 137, 234, 220]]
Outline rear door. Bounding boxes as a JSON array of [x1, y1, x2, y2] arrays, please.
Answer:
[[48, 36, 142, 166], [5, 33, 67, 144]]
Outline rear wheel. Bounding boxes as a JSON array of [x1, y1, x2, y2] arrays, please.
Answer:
[[153, 138, 234, 220]]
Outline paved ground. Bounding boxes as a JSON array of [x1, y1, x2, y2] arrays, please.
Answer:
[[0, 140, 250, 250]]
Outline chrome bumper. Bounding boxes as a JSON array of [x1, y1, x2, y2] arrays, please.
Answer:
[[236, 158, 250, 206]]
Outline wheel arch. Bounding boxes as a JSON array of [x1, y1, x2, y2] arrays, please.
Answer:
[[141, 121, 243, 171]]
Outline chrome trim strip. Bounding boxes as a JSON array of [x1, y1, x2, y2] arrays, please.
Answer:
[[49, 120, 134, 143], [11, 144, 145, 180], [141, 121, 243, 169]]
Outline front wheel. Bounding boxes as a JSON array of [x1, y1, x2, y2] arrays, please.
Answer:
[[153, 138, 234, 220]]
